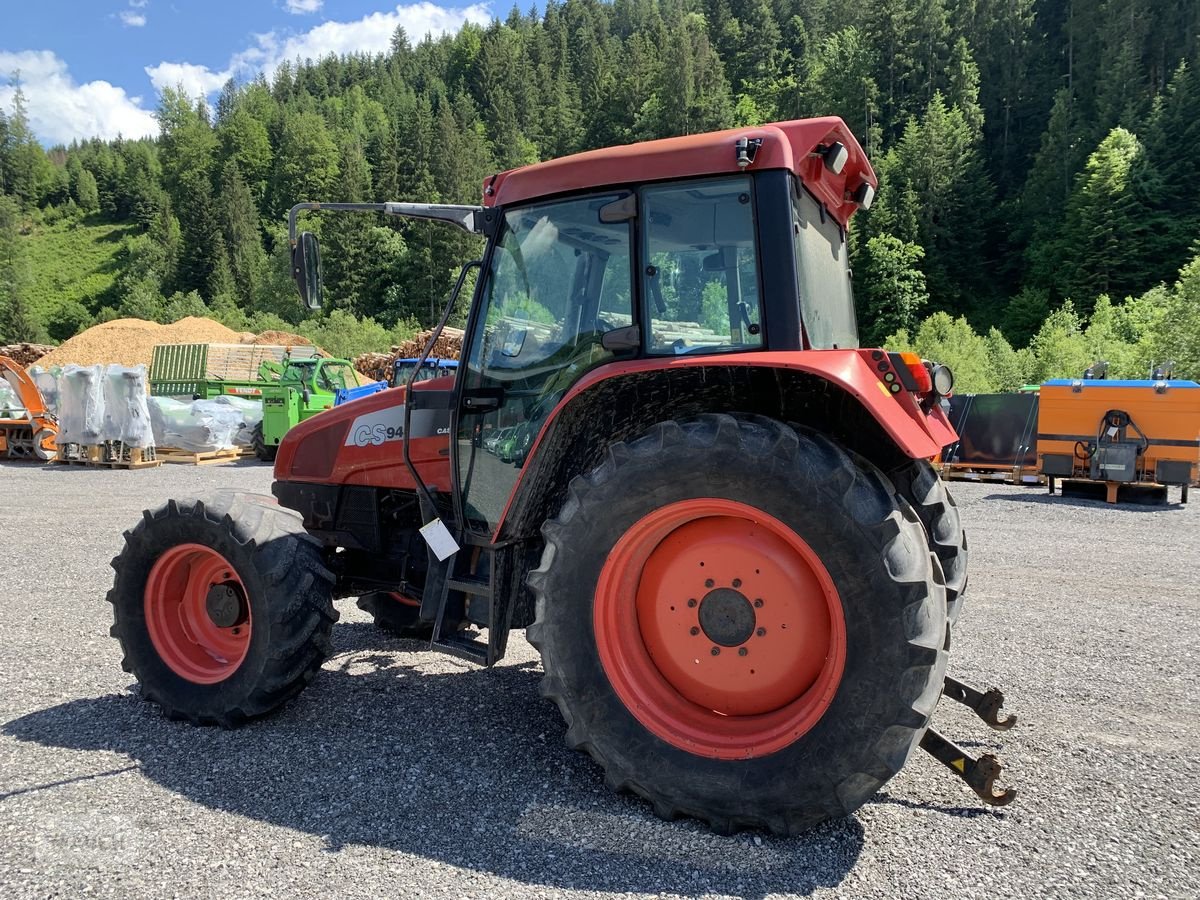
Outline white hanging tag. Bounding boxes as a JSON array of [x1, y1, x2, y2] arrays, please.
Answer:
[[419, 518, 460, 561]]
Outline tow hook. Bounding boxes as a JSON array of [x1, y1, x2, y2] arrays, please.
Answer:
[[920, 727, 1018, 806], [942, 675, 1017, 730]]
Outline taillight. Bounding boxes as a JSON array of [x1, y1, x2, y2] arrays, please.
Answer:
[[898, 352, 933, 393]]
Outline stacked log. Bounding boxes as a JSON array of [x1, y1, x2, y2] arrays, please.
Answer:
[[353, 327, 465, 383], [0, 343, 55, 368]]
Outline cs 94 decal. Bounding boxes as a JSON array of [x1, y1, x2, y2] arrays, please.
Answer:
[[345, 406, 451, 447]]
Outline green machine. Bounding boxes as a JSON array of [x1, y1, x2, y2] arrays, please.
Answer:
[[149, 343, 357, 461], [254, 356, 357, 461]]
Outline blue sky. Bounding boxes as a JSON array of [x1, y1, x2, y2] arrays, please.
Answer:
[[0, 1, 493, 145]]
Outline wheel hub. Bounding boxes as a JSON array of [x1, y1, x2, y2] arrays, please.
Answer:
[[205, 583, 247, 628], [697, 588, 756, 647]]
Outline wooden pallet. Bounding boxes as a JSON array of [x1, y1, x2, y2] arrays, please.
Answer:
[[55, 443, 161, 469], [938, 462, 1044, 485], [157, 446, 254, 466]]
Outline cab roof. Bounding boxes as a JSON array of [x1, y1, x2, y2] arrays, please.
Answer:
[[482, 117, 876, 227]]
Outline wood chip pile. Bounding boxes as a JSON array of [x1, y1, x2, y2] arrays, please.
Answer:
[[36, 318, 246, 369], [31, 317, 354, 376], [0, 343, 54, 368], [354, 327, 464, 382]]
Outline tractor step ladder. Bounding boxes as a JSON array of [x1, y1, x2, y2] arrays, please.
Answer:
[[425, 532, 513, 666]]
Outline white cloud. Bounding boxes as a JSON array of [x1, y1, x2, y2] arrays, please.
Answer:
[[285, 0, 323, 13], [147, 3, 491, 100], [0, 50, 158, 144], [144, 61, 231, 98], [119, 11, 147, 27], [130, 0, 149, 6]]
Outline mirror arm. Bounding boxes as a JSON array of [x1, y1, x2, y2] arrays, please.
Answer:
[[288, 201, 484, 245]]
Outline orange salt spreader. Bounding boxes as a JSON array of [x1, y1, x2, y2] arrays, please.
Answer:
[[0, 355, 58, 461], [1038, 374, 1200, 504]]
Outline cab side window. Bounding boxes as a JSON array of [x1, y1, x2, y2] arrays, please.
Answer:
[[641, 176, 763, 354]]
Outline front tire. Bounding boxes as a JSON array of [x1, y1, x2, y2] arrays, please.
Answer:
[[252, 421, 277, 462], [107, 492, 338, 726], [356, 591, 434, 640], [527, 415, 948, 835]]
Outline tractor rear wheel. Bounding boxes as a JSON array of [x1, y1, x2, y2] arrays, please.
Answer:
[[107, 492, 338, 726], [252, 422, 277, 462], [527, 414, 948, 835], [890, 459, 968, 625]]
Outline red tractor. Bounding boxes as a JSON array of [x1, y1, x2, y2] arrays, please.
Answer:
[[108, 118, 1016, 834]]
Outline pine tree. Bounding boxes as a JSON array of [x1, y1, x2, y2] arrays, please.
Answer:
[[853, 233, 929, 345], [270, 109, 340, 216], [217, 160, 268, 310], [1054, 127, 1167, 310], [0, 193, 44, 342], [321, 139, 375, 315], [74, 168, 100, 214]]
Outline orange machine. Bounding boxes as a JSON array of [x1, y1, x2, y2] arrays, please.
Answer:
[[0, 355, 58, 461], [1038, 378, 1200, 503]]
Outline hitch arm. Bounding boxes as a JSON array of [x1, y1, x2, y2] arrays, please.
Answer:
[[920, 727, 1017, 807], [943, 675, 1016, 730]]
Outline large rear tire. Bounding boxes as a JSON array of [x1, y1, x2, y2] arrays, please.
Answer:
[[107, 492, 338, 726], [527, 414, 948, 835], [890, 459, 968, 625]]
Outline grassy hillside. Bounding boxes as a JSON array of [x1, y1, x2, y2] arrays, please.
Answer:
[[22, 216, 135, 325]]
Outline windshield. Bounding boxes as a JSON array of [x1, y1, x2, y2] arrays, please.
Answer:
[[792, 181, 858, 349], [318, 363, 354, 392], [391, 360, 454, 387]]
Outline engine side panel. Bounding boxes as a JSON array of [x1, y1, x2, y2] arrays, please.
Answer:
[[273, 376, 454, 491]]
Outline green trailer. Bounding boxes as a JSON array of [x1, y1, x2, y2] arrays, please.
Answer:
[[149, 343, 321, 399]]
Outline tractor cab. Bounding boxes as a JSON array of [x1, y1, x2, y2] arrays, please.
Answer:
[[286, 119, 904, 536]]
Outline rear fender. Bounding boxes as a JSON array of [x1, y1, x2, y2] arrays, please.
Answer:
[[495, 351, 955, 541]]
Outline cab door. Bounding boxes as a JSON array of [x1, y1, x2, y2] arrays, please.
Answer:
[[453, 193, 636, 536]]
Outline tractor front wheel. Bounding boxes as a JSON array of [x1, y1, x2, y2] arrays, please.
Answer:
[[252, 422, 277, 463], [107, 492, 338, 726], [356, 591, 434, 640], [528, 415, 948, 835]]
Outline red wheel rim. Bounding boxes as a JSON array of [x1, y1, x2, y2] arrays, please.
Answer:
[[594, 499, 846, 760], [144, 543, 252, 684]]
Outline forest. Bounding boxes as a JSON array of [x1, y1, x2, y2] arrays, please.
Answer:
[[1, 0, 1199, 388]]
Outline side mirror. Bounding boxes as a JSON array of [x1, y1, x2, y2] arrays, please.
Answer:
[[292, 231, 323, 310], [500, 328, 528, 358]]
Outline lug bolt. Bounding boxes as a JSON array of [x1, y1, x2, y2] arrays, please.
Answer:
[[756, 627, 766, 637], [711, 647, 720, 656], [690, 626, 699, 636], [687, 598, 697, 608], [732, 578, 742, 588], [705, 579, 714, 588], [754, 598, 763, 608], [738, 647, 748, 657]]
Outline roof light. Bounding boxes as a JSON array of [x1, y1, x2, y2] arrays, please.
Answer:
[[931, 364, 954, 396], [822, 142, 848, 175], [852, 182, 875, 210]]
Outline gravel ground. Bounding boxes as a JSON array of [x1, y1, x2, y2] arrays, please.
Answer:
[[1, 459, 1197, 899]]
